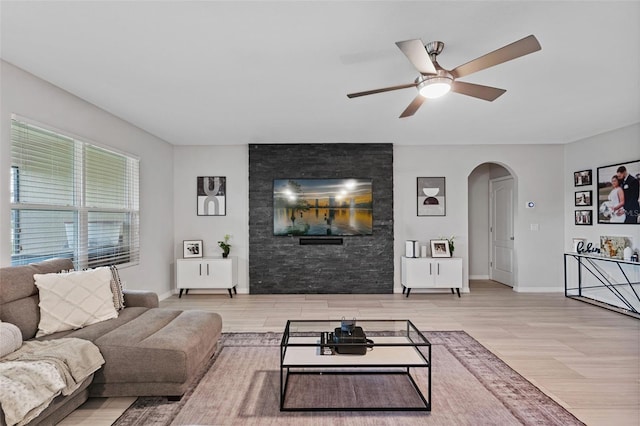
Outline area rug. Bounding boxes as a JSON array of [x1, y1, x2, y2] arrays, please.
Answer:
[[114, 331, 584, 425]]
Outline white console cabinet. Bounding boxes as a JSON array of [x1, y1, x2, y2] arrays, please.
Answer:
[[176, 257, 237, 298], [401, 256, 462, 297]]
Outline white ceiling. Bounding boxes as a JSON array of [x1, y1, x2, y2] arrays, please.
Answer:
[[1, 1, 639, 146]]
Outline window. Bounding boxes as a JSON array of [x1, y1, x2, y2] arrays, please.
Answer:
[[10, 116, 139, 269]]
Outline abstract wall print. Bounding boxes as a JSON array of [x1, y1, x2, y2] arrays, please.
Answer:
[[197, 176, 226, 216], [597, 160, 640, 224], [417, 177, 446, 216]]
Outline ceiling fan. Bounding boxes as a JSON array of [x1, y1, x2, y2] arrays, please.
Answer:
[[347, 35, 541, 118]]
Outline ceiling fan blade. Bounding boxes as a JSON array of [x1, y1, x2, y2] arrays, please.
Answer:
[[347, 82, 417, 98], [451, 81, 506, 101], [399, 95, 426, 118], [395, 39, 438, 75], [451, 35, 541, 79]]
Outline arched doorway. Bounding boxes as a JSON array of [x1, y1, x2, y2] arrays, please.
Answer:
[[468, 162, 516, 288]]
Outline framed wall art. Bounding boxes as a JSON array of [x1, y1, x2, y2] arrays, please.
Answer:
[[417, 177, 445, 216], [183, 240, 203, 258], [575, 210, 592, 226], [197, 176, 226, 216], [574, 190, 592, 207], [574, 169, 592, 187], [430, 239, 451, 257], [596, 159, 640, 224]]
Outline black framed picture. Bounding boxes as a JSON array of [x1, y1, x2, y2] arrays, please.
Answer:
[[197, 176, 226, 216], [574, 169, 592, 187], [575, 210, 592, 226], [183, 240, 203, 258], [417, 177, 446, 216], [596, 159, 640, 224], [574, 190, 592, 207]]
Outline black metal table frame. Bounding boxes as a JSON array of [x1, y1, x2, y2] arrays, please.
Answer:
[[564, 253, 640, 317], [279, 319, 431, 412]]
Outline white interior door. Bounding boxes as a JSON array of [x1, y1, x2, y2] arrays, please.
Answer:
[[490, 177, 515, 286]]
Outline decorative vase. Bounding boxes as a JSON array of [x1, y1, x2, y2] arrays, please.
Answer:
[[222, 251, 229, 258], [623, 246, 632, 261]]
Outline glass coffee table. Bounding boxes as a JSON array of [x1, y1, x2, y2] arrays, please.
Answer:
[[280, 319, 431, 411]]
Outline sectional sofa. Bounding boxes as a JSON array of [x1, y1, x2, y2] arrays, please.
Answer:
[[0, 258, 222, 425]]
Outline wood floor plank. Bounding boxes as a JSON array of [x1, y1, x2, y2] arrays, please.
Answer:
[[59, 280, 639, 426]]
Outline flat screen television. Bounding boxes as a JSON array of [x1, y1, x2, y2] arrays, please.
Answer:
[[273, 178, 373, 236]]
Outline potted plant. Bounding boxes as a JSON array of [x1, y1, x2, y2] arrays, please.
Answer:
[[441, 235, 455, 256], [218, 234, 231, 258]]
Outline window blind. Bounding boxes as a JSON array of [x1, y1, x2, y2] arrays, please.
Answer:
[[10, 117, 140, 269]]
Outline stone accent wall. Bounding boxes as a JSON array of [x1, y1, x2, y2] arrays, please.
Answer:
[[249, 144, 393, 294]]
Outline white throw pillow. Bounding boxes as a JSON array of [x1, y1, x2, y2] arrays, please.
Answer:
[[34, 267, 118, 337], [0, 321, 23, 357]]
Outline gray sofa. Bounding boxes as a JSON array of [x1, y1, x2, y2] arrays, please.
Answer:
[[0, 258, 222, 425]]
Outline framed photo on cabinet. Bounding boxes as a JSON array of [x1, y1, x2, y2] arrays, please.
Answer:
[[183, 240, 203, 258], [430, 239, 451, 257]]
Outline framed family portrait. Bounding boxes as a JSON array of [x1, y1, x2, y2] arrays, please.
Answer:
[[183, 240, 203, 258], [417, 177, 446, 216], [574, 169, 592, 187], [575, 210, 592, 226], [197, 176, 226, 216], [430, 239, 451, 257], [574, 190, 592, 207], [596, 159, 640, 224]]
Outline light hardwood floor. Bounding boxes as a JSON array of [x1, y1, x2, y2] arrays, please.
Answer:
[[61, 280, 640, 426]]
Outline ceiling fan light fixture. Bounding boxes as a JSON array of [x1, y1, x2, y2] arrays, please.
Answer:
[[348, 35, 541, 117], [418, 76, 452, 99]]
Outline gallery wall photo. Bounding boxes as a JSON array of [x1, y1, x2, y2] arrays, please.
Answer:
[[596, 160, 640, 224], [574, 169, 592, 186]]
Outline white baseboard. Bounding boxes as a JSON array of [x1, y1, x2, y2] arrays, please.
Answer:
[[158, 290, 173, 301], [396, 288, 469, 294], [513, 286, 564, 293], [469, 275, 490, 280], [168, 288, 248, 298]]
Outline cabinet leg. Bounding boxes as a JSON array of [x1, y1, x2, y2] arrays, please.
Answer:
[[402, 285, 406, 294], [185, 289, 189, 295], [406, 288, 411, 298], [179, 289, 184, 298], [450, 288, 454, 294], [227, 288, 233, 298], [456, 288, 461, 298], [233, 286, 237, 294]]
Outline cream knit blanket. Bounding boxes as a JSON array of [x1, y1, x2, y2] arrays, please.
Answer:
[[0, 338, 104, 426]]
